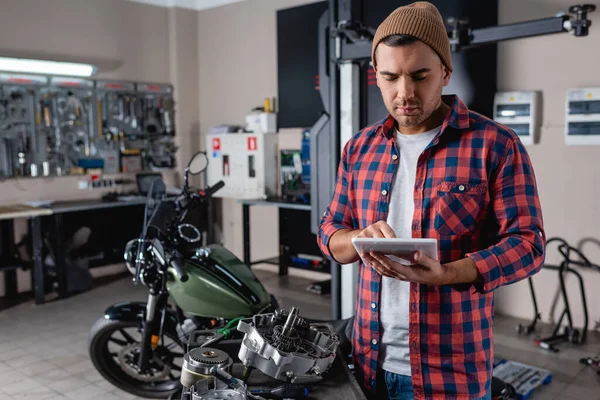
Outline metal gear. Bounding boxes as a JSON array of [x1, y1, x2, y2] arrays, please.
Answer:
[[117, 343, 171, 382], [272, 325, 301, 353], [188, 347, 230, 365]]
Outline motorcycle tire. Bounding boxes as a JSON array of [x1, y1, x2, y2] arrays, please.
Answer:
[[88, 317, 184, 399]]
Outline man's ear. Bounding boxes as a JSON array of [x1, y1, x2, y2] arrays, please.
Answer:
[[442, 65, 452, 86]]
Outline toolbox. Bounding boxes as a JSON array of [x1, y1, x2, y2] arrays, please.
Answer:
[[492, 360, 552, 400]]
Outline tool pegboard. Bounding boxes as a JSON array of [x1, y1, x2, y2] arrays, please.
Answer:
[[0, 73, 177, 179], [0, 73, 48, 178]]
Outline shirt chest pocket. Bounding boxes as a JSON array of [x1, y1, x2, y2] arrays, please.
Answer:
[[434, 181, 487, 235]]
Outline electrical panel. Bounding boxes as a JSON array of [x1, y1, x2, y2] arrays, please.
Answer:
[[493, 91, 542, 146], [205, 133, 278, 200], [565, 87, 600, 145]]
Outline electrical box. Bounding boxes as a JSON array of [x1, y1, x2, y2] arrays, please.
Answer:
[[206, 133, 278, 200], [493, 91, 542, 146], [565, 87, 600, 145]]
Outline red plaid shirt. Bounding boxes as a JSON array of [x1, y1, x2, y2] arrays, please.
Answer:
[[317, 95, 545, 399]]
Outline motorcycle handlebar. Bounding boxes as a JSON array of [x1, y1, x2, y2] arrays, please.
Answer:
[[170, 256, 189, 282], [202, 180, 225, 198]]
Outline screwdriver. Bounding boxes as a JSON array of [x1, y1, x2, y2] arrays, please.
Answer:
[[249, 384, 309, 399]]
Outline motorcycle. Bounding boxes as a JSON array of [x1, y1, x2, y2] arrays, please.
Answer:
[[87, 151, 278, 399]]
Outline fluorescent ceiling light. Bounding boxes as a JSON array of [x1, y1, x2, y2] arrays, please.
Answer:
[[0, 57, 96, 77]]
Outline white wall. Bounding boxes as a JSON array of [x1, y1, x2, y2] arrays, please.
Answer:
[[197, 0, 323, 259], [493, 0, 600, 331]]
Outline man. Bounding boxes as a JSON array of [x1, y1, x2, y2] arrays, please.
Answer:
[[316, 2, 545, 400]]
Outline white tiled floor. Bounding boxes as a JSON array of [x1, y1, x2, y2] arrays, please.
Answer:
[[0, 265, 599, 399]]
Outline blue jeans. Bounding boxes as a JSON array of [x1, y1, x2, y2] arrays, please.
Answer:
[[380, 370, 492, 400]]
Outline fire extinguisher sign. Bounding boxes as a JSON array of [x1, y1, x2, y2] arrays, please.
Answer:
[[247, 136, 257, 151]]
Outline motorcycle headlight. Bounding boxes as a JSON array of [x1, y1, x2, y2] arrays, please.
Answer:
[[124, 239, 143, 275]]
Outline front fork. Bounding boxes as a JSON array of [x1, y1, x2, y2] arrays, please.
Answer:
[[138, 290, 168, 371]]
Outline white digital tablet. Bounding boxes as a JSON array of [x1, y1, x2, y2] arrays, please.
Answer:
[[351, 237, 438, 262]]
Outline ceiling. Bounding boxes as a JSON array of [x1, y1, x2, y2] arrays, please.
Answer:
[[126, 0, 247, 11]]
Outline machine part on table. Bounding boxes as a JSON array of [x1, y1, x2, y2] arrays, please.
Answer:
[[236, 307, 339, 384], [181, 347, 233, 388], [0, 73, 48, 178], [180, 348, 266, 400]]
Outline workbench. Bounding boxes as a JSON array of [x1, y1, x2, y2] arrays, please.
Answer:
[[238, 198, 329, 276], [0, 204, 52, 305], [46, 197, 150, 300], [0, 196, 152, 305]]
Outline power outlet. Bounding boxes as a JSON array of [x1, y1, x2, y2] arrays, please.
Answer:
[[90, 178, 114, 189]]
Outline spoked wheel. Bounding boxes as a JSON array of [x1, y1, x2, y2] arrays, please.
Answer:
[[88, 317, 185, 399]]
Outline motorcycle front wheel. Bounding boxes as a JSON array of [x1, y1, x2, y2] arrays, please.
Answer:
[[88, 317, 185, 399]]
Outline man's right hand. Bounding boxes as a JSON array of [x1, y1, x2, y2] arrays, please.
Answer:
[[355, 220, 397, 240], [328, 221, 396, 264]]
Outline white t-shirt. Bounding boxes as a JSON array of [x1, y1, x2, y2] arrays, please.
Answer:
[[379, 125, 441, 376]]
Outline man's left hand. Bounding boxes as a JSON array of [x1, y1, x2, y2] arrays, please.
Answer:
[[363, 251, 451, 286]]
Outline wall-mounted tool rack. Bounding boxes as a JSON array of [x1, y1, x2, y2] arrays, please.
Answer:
[[0, 73, 177, 179]]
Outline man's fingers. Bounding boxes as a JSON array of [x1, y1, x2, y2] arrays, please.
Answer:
[[379, 223, 397, 238], [369, 252, 407, 280], [414, 251, 436, 268]]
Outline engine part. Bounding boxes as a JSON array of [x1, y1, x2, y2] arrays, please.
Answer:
[[181, 347, 233, 388], [237, 307, 339, 384], [181, 348, 267, 400]]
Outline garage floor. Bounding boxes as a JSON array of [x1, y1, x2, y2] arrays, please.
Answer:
[[0, 265, 598, 400]]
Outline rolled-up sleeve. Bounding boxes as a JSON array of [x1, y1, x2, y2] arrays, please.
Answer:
[[467, 137, 545, 293], [317, 140, 354, 261]]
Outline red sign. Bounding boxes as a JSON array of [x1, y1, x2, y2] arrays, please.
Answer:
[[247, 136, 257, 151], [212, 138, 221, 150], [7, 78, 33, 84]]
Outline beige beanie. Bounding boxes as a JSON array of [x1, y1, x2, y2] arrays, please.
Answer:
[[371, 1, 452, 71]]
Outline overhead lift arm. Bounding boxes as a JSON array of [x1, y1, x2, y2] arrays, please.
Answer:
[[333, 2, 596, 61]]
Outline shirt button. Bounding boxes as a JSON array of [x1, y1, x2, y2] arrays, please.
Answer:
[[413, 342, 418, 349], [371, 302, 377, 309], [539, 231, 543, 237], [392, 154, 398, 160], [458, 184, 465, 191], [381, 189, 388, 196], [372, 339, 378, 345]]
